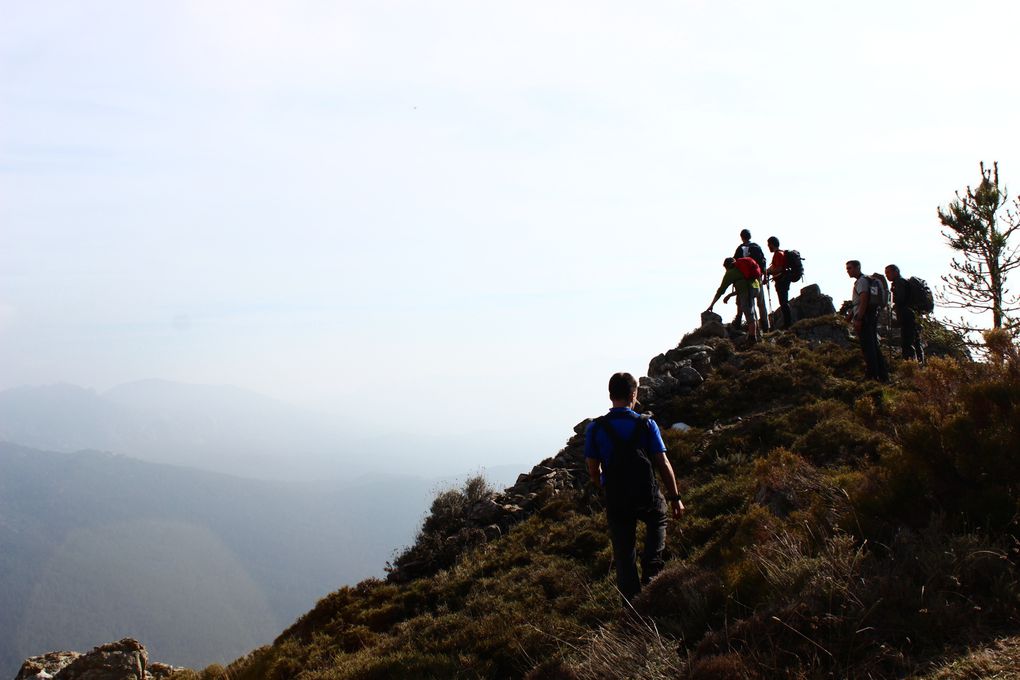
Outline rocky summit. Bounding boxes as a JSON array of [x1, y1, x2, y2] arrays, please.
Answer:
[[15, 640, 177, 680]]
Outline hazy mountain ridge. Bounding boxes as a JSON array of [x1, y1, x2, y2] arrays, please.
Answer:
[[0, 442, 436, 677], [0, 379, 539, 482], [0, 381, 359, 481]]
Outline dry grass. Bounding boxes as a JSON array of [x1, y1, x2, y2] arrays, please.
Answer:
[[923, 636, 1020, 679]]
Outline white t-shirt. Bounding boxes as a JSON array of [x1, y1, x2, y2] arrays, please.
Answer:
[[852, 276, 870, 316]]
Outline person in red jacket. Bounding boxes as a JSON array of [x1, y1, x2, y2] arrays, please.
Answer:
[[766, 236, 792, 329]]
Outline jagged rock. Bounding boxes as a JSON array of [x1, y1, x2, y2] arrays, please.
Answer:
[[468, 498, 506, 524], [18, 639, 151, 680], [793, 285, 835, 322], [767, 284, 837, 330], [639, 364, 703, 405], [16, 651, 81, 680], [701, 310, 723, 325], [681, 321, 727, 346], [572, 419, 591, 436], [673, 365, 704, 387], [146, 664, 179, 680], [648, 344, 714, 377], [689, 351, 712, 374]]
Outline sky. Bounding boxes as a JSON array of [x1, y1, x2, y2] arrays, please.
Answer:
[[2, 1, 1019, 468]]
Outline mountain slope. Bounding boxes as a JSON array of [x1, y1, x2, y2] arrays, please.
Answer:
[[205, 318, 1020, 679]]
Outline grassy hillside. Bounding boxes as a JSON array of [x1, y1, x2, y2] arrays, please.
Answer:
[[176, 319, 1020, 679]]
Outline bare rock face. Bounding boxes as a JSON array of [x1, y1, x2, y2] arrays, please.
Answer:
[[700, 310, 723, 326], [15, 651, 82, 680], [680, 320, 727, 346], [770, 283, 836, 329], [16, 639, 180, 680]]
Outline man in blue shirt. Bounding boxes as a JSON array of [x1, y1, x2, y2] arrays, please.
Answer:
[[585, 372, 686, 602]]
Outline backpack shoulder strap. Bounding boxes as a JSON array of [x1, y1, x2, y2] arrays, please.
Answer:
[[595, 416, 625, 448], [596, 414, 648, 448], [628, 415, 651, 446]]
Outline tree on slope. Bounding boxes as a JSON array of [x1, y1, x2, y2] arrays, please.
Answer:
[[937, 161, 1020, 340]]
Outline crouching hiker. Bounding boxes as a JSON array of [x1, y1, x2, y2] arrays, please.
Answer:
[[585, 372, 685, 603], [707, 257, 762, 344]]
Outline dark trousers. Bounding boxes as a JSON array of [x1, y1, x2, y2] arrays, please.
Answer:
[[898, 306, 924, 362], [775, 279, 792, 328], [861, 309, 889, 382], [607, 499, 668, 602]]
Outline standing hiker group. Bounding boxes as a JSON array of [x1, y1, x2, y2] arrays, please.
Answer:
[[844, 259, 933, 382], [587, 227, 938, 605], [703, 227, 931, 376], [706, 228, 805, 345]]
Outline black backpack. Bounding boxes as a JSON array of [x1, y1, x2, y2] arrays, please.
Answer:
[[736, 242, 768, 273], [866, 274, 890, 311], [784, 249, 805, 282], [596, 415, 659, 513], [908, 276, 935, 314]]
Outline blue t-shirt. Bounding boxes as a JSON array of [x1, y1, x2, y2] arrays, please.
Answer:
[[584, 408, 667, 485]]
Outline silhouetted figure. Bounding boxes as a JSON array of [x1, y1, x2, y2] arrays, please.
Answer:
[[733, 228, 769, 332], [885, 264, 924, 363], [845, 260, 889, 382], [766, 236, 792, 329]]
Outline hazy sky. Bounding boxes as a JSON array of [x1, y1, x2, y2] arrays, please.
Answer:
[[3, 2, 1019, 462]]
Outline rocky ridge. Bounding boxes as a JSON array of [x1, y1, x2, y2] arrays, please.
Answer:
[[386, 284, 842, 583], [15, 284, 865, 677]]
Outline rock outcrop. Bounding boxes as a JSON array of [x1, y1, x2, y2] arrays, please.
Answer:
[[767, 283, 837, 330], [15, 639, 178, 680]]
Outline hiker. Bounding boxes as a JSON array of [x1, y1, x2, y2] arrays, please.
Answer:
[[845, 260, 889, 382], [585, 372, 685, 603], [708, 257, 761, 343], [733, 229, 769, 332], [766, 236, 792, 329], [885, 264, 924, 363]]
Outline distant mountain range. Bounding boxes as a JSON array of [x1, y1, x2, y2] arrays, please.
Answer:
[[0, 380, 534, 677], [0, 380, 368, 481], [0, 440, 434, 676], [0, 379, 537, 481]]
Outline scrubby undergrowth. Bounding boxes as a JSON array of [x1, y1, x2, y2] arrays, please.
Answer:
[[180, 323, 1020, 680]]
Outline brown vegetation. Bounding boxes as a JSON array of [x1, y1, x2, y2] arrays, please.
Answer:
[[178, 326, 1020, 679]]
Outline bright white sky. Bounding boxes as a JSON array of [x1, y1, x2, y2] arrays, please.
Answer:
[[2, 1, 1019, 462]]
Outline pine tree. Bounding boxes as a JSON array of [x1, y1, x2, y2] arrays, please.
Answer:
[[937, 161, 1020, 340]]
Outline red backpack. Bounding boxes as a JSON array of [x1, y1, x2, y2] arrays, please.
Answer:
[[734, 257, 762, 281]]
